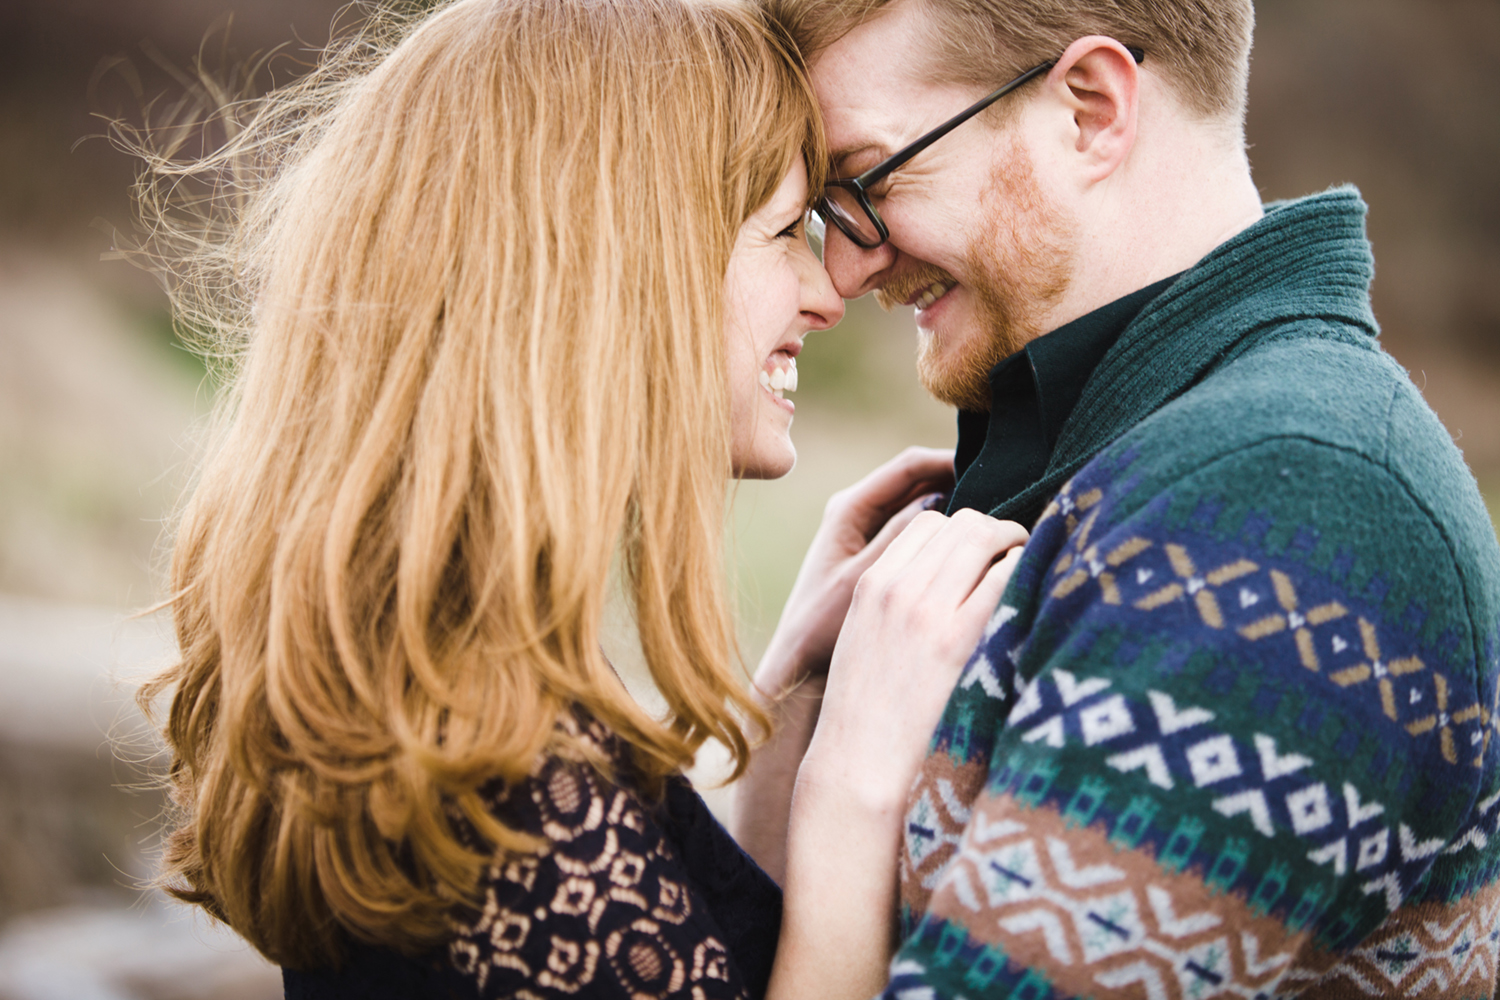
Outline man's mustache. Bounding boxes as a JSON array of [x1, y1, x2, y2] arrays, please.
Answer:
[[873, 264, 958, 312]]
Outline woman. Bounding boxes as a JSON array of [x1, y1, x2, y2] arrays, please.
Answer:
[[130, 0, 1025, 996]]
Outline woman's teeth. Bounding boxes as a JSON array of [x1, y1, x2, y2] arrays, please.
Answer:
[[758, 356, 798, 399], [915, 280, 954, 310]]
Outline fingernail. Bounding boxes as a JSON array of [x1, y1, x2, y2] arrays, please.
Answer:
[[920, 493, 949, 512]]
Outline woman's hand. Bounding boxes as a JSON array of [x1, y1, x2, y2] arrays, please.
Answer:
[[752, 446, 955, 701], [734, 447, 952, 882], [767, 508, 1028, 1000], [803, 508, 1029, 813]]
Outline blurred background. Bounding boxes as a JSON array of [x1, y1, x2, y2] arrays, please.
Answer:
[[0, 0, 1496, 996]]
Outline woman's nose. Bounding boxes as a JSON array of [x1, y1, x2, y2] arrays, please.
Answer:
[[801, 252, 846, 330]]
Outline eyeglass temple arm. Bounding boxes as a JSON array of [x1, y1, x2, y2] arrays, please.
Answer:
[[853, 45, 1145, 187]]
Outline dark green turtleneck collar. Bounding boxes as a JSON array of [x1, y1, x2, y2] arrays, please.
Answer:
[[947, 186, 1379, 525], [949, 273, 1181, 522]]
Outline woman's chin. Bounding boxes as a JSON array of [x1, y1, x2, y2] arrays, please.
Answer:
[[733, 440, 797, 481]]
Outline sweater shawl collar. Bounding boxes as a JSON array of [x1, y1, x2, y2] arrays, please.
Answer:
[[987, 185, 1379, 522]]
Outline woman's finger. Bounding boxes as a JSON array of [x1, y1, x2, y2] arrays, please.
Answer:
[[840, 490, 944, 577], [964, 547, 1024, 619], [926, 547, 1025, 673], [885, 511, 1028, 606], [835, 447, 954, 539], [850, 507, 951, 584]]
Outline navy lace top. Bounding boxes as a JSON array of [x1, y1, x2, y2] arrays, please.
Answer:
[[282, 719, 782, 1000]]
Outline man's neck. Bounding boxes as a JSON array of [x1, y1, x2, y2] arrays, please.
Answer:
[[1034, 117, 1264, 337]]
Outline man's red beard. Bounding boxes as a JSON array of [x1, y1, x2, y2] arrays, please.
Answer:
[[877, 139, 1075, 413]]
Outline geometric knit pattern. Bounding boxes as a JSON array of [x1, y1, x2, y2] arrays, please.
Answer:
[[885, 190, 1500, 1000], [891, 471, 1500, 1000]]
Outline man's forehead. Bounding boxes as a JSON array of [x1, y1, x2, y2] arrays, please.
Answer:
[[807, 2, 949, 168]]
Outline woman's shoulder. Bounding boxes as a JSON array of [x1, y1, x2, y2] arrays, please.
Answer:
[[446, 719, 757, 999], [286, 716, 780, 1000]]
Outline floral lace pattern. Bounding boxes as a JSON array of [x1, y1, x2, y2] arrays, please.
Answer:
[[447, 723, 752, 999]]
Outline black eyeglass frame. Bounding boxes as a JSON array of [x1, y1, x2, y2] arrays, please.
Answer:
[[815, 46, 1145, 249]]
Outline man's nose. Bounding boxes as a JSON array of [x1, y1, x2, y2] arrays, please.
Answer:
[[801, 252, 846, 330], [822, 225, 898, 299]]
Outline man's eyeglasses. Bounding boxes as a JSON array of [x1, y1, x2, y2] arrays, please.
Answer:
[[813, 46, 1145, 250]]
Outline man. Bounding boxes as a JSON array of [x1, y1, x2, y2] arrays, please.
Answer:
[[769, 0, 1500, 997]]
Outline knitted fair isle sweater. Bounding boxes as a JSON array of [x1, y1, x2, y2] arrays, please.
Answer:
[[886, 189, 1500, 999]]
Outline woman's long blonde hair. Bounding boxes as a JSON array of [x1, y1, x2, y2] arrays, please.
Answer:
[[129, 0, 825, 969]]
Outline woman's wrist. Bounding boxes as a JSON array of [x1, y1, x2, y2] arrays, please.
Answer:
[[772, 749, 905, 1000], [752, 630, 822, 704], [795, 731, 913, 822]]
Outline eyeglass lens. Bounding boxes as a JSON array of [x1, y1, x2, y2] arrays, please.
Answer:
[[818, 187, 882, 249]]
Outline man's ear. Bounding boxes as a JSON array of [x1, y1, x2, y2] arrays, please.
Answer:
[[1048, 35, 1140, 181]]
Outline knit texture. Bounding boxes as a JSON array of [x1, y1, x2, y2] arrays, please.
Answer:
[[886, 189, 1500, 999]]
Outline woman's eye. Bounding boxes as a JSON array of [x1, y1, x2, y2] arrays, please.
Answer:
[[776, 221, 801, 240]]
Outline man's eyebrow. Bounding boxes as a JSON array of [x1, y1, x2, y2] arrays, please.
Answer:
[[828, 144, 885, 179]]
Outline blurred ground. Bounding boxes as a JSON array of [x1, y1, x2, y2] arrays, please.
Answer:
[[0, 0, 1497, 995], [0, 594, 280, 999]]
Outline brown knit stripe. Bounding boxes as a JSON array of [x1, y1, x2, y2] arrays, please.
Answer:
[[924, 795, 1339, 999], [1294, 880, 1500, 998], [901, 753, 989, 917]]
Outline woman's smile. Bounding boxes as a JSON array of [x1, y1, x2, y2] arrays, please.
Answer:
[[724, 157, 843, 479], [759, 351, 800, 409]]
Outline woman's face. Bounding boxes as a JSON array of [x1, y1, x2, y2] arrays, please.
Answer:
[[725, 158, 845, 479]]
